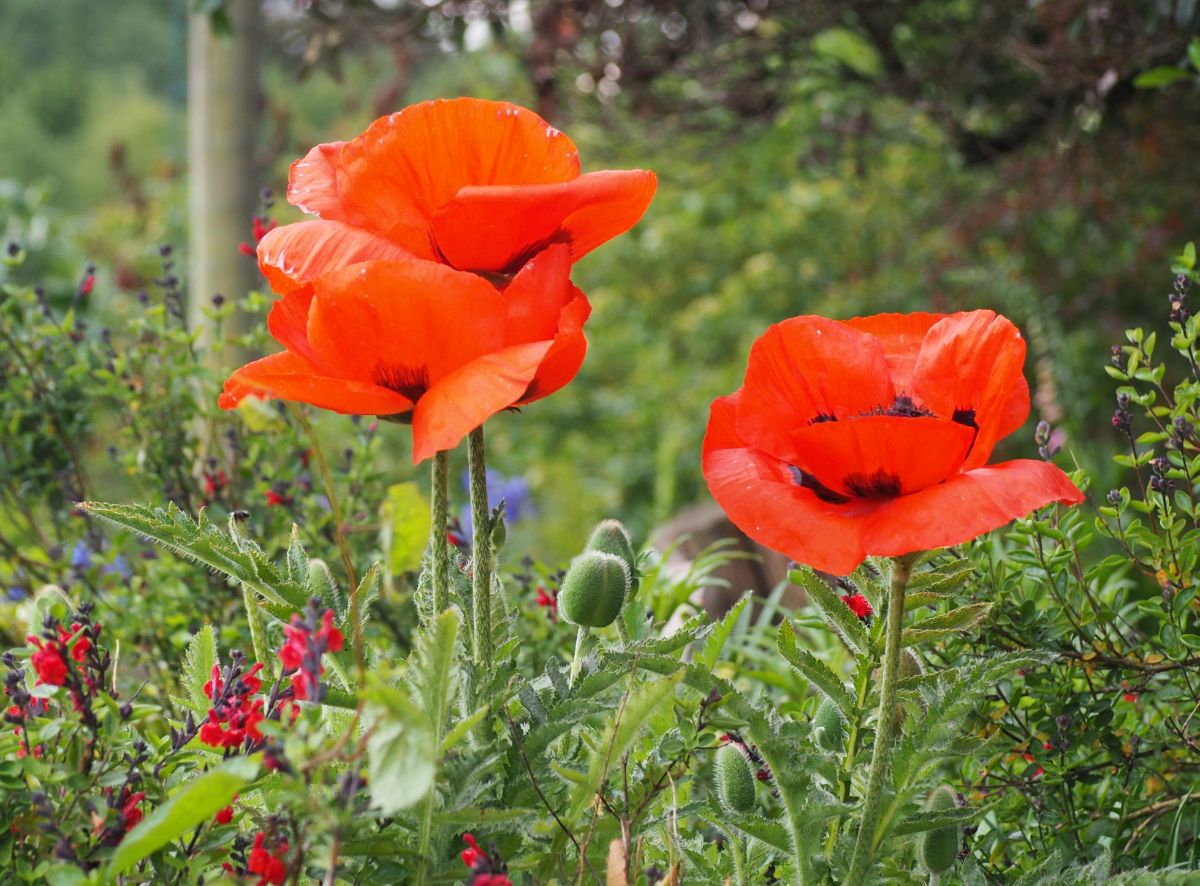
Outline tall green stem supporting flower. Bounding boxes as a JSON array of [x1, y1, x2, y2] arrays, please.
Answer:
[[846, 555, 916, 884], [467, 426, 493, 671], [430, 451, 450, 615]]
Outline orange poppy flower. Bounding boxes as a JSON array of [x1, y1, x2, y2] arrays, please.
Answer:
[[703, 311, 1085, 575], [256, 97, 657, 291], [219, 245, 588, 463]]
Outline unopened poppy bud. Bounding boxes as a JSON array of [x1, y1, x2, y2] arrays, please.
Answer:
[[713, 743, 756, 813], [558, 551, 630, 628], [812, 697, 845, 751], [917, 785, 961, 875], [584, 520, 638, 595]]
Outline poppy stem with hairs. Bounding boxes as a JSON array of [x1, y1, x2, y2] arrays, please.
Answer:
[[467, 426, 494, 671], [569, 625, 588, 687], [846, 552, 919, 884], [430, 451, 450, 615]]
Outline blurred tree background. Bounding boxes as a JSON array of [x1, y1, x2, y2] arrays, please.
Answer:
[[2, 0, 1199, 557]]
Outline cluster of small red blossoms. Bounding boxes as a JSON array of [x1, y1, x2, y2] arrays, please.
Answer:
[[461, 833, 512, 886], [28, 621, 92, 686], [247, 831, 289, 885], [534, 584, 557, 620], [840, 592, 873, 620], [238, 215, 278, 257], [279, 605, 344, 702], [198, 659, 267, 750]]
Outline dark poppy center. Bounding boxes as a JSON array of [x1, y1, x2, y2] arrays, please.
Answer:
[[373, 363, 430, 402]]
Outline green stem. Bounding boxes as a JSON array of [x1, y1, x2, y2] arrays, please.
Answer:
[[729, 833, 747, 885], [430, 450, 450, 615], [467, 426, 493, 671], [846, 555, 915, 884], [241, 584, 272, 680], [293, 407, 357, 591], [570, 625, 588, 686]]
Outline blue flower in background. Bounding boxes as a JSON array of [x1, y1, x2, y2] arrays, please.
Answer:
[[459, 469, 534, 536], [70, 540, 93, 570], [6, 586, 26, 602]]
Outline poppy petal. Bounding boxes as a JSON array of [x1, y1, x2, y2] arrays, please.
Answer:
[[911, 311, 1030, 469], [219, 351, 412, 416], [502, 243, 575, 342], [333, 99, 580, 250], [735, 316, 894, 463], [411, 341, 555, 463], [703, 394, 870, 576], [844, 312, 945, 392], [790, 416, 975, 498], [257, 220, 420, 293], [861, 460, 1085, 558], [265, 285, 318, 364], [516, 289, 591, 405], [288, 142, 358, 224], [305, 260, 506, 386], [431, 169, 657, 272]]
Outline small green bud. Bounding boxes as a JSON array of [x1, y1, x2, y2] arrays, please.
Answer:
[[584, 519, 638, 595], [714, 743, 756, 814], [916, 785, 960, 875], [812, 697, 845, 752], [558, 551, 630, 628]]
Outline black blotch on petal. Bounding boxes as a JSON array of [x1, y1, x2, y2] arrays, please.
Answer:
[[373, 363, 430, 402], [843, 469, 902, 499], [952, 407, 978, 429], [788, 465, 850, 504]]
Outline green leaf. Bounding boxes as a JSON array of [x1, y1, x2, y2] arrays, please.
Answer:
[[903, 602, 993, 646], [811, 27, 882, 78], [1189, 39, 1200, 74], [906, 558, 974, 598], [698, 591, 751, 669], [380, 482, 432, 576], [1133, 66, 1192, 88], [890, 805, 978, 836], [790, 567, 870, 654], [107, 755, 259, 877], [181, 625, 217, 715], [777, 621, 854, 716], [570, 669, 684, 818], [82, 502, 307, 615], [700, 806, 791, 853], [363, 680, 435, 815]]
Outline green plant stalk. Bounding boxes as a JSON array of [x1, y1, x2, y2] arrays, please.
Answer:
[[430, 450, 450, 615], [241, 584, 272, 680], [729, 832, 747, 885], [570, 625, 588, 686], [825, 655, 873, 856], [293, 406, 357, 591], [468, 426, 493, 671], [846, 555, 915, 884]]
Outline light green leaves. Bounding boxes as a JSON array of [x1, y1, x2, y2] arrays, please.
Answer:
[[790, 567, 870, 654], [777, 620, 854, 715], [380, 482, 431, 576]]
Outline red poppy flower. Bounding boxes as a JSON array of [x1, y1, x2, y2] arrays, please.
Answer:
[[220, 245, 588, 462], [256, 98, 656, 290], [703, 311, 1085, 575]]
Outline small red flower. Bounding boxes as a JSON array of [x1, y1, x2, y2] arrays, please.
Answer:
[[1123, 692, 1139, 703], [121, 791, 145, 829], [1033, 766, 1045, 778], [534, 585, 557, 620], [238, 242, 257, 257], [703, 311, 1085, 575], [840, 593, 873, 619], [461, 833, 485, 867], [214, 805, 234, 825], [317, 609, 344, 654], [79, 274, 95, 296], [203, 469, 228, 498], [28, 637, 68, 686], [265, 488, 291, 507], [248, 832, 288, 886]]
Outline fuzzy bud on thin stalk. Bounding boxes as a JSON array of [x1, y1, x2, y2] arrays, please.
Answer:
[[584, 519, 638, 596], [558, 551, 630, 628], [813, 697, 846, 752], [917, 785, 961, 878], [714, 742, 756, 814]]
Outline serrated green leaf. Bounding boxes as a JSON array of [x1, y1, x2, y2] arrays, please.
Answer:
[[181, 625, 217, 715], [902, 602, 993, 646], [701, 806, 791, 854], [906, 558, 973, 598], [777, 620, 854, 715], [791, 567, 870, 654], [889, 805, 977, 836], [699, 591, 751, 669], [82, 502, 307, 615], [363, 680, 435, 815], [107, 755, 259, 877]]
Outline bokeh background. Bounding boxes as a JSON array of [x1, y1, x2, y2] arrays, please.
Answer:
[[3, 0, 1200, 558]]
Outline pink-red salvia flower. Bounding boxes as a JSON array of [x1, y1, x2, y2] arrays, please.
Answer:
[[248, 832, 289, 886], [840, 593, 873, 620]]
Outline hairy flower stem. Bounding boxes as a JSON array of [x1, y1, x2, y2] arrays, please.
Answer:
[[242, 584, 272, 680], [468, 426, 493, 671], [846, 554, 916, 884], [430, 451, 450, 615], [570, 625, 588, 686]]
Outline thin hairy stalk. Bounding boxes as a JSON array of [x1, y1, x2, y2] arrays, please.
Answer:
[[430, 450, 450, 614], [846, 555, 916, 883], [293, 407, 357, 591], [467, 426, 493, 670], [570, 626, 588, 686], [241, 584, 272, 679]]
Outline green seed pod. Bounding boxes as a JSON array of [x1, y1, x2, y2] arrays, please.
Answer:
[[714, 743, 756, 814], [585, 519, 638, 596], [916, 785, 960, 876], [812, 697, 845, 752], [558, 551, 630, 628]]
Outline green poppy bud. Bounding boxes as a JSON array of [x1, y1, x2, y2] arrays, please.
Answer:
[[917, 785, 960, 876], [558, 551, 630, 628], [714, 743, 756, 814], [812, 697, 845, 752], [585, 519, 638, 596]]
